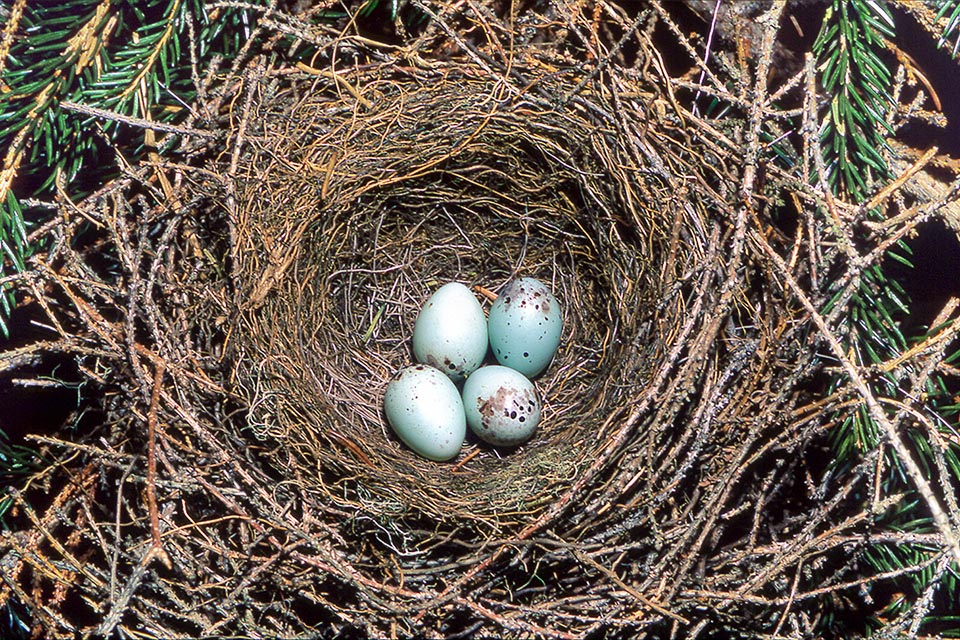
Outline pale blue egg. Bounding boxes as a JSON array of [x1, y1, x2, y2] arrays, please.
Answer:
[[412, 282, 488, 382], [383, 365, 466, 461], [462, 365, 541, 446], [487, 277, 562, 377]]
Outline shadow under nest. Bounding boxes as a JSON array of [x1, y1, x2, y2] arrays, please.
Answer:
[[3, 64, 828, 638]]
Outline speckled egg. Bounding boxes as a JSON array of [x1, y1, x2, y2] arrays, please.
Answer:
[[412, 282, 488, 382], [462, 365, 541, 446], [487, 277, 562, 378], [383, 364, 466, 461]]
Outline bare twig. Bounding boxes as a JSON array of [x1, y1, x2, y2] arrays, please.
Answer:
[[59, 100, 220, 139], [145, 360, 171, 570]]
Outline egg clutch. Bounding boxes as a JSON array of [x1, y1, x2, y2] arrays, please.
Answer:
[[383, 278, 562, 461]]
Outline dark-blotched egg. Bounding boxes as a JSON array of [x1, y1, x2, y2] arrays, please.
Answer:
[[462, 365, 541, 446]]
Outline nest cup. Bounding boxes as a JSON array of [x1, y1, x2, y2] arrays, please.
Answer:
[[232, 76, 674, 526]]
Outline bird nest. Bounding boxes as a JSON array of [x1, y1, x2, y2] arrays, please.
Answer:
[[230, 72, 673, 527], [6, 3, 955, 638]]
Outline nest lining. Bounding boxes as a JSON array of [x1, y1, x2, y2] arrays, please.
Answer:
[[229, 75, 678, 526]]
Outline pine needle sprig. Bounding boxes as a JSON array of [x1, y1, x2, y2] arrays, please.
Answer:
[[0, 0, 256, 338], [815, 0, 901, 459], [0, 193, 28, 337], [813, 0, 960, 631], [936, 0, 960, 57], [814, 0, 895, 203]]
